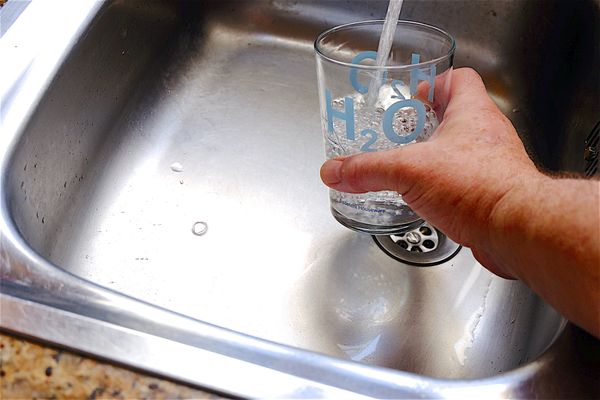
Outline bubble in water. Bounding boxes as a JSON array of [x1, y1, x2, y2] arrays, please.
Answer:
[[170, 162, 184, 172], [192, 221, 208, 236]]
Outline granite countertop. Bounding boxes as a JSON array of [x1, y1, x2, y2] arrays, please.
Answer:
[[0, 332, 226, 399]]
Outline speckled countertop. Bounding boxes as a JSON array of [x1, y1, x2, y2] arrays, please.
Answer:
[[0, 332, 226, 399]]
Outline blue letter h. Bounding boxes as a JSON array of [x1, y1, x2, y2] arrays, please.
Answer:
[[325, 89, 355, 140], [410, 53, 436, 102]]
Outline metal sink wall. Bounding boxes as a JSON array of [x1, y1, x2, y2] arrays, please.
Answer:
[[1, 0, 599, 398]]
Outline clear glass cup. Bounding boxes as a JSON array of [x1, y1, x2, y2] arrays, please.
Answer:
[[315, 20, 455, 235]]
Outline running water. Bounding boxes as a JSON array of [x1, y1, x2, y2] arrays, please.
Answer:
[[366, 0, 404, 106]]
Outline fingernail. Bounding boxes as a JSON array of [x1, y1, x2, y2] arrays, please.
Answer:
[[321, 159, 343, 185]]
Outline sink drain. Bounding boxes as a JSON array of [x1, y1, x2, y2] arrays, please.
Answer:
[[373, 222, 461, 266]]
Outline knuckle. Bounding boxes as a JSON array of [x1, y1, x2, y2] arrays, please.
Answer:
[[340, 157, 363, 191], [458, 67, 482, 83]]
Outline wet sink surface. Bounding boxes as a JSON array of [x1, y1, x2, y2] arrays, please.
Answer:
[[2, 0, 599, 397]]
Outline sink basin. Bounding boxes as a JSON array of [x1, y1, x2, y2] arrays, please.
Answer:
[[2, 0, 599, 398]]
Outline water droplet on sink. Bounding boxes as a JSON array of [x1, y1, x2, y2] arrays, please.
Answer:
[[170, 162, 184, 172], [192, 221, 208, 236]]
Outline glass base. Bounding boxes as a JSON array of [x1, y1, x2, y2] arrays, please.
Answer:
[[331, 207, 424, 235]]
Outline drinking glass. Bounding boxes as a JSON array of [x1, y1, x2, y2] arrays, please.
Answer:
[[315, 20, 455, 234]]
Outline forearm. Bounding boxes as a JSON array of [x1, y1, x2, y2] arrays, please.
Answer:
[[489, 173, 600, 337]]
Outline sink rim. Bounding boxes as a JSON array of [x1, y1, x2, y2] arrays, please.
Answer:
[[0, 1, 595, 398]]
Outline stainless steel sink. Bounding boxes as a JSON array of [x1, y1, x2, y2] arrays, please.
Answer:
[[1, 0, 599, 398]]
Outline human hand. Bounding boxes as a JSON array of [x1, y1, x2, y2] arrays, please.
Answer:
[[320, 68, 542, 278]]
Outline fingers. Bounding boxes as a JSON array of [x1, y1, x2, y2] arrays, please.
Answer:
[[408, 67, 499, 124], [414, 67, 490, 116], [414, 69, 453, 114], [319, 153, 400, 193], [471, 247, 516, 280], [320, 145, 429, 194], [443, 68, 498, 119]]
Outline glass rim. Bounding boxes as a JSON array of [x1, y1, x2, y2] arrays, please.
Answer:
[[314, 19, 456, 71]]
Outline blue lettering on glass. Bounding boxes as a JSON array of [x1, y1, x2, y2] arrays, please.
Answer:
[[325, 88, 355, 140], [325, 52, 437, 147], [383, 99, 426, 143], [410, 53, 436, 102], [360, 129, 379, 152], [349, 51, 387, 94], [391, 80, 406, 100]]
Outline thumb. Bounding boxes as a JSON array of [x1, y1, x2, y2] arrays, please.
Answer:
[[320, 144, 431, 195]]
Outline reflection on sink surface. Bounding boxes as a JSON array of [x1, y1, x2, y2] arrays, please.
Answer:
[[1, 0, 599, 398]]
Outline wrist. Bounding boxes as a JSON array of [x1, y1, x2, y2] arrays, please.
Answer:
[[485, 169, 549, 279]]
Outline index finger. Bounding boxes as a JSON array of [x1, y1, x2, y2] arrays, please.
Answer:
[[443, 68, 498, 119]]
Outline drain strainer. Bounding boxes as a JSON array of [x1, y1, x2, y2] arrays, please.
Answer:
[[373, 222, 461, 266]]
